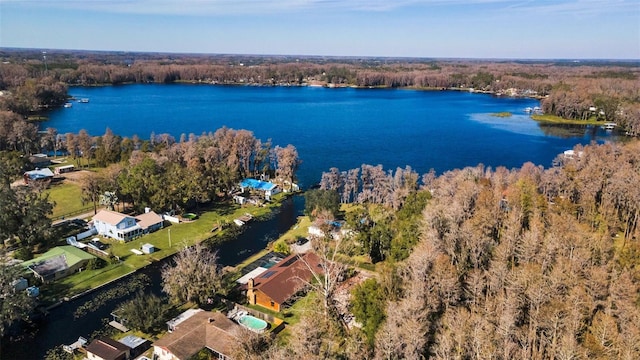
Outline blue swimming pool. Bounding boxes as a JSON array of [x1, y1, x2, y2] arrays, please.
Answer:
[[240, 178, 276, 191], [238, 315, 268, 332]]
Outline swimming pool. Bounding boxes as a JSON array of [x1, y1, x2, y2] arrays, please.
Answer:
[[238, 315, 268, 332], [240, 178, 277, 191]]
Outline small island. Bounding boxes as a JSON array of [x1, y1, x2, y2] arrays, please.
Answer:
[[490, 112, 512, 118]]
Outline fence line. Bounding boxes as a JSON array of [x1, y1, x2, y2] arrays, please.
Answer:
[[55, 206, 95, 221]]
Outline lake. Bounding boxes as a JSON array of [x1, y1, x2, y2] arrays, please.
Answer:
[[44, 84, 618, 187], [4, 85, 620, 358]]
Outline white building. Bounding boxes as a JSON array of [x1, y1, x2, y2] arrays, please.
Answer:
[[92, 210, 142, 241], [92, 209, 165, 241]]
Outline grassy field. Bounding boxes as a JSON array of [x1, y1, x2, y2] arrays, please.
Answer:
[[45, 181, 93, 218], [269, 215, 312, 251], [531, 114, 605, 126], [41, 196, 289, 300]]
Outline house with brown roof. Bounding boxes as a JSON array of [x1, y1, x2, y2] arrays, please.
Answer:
[[86, 336, 131, 360], [246, 252, 322, 312], [153, 310, 241, 360], [92, 209, 164, 241]]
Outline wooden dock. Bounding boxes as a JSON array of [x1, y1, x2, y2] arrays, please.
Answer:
[[109, 320, 129, 332], [63, 336, 87, 353]]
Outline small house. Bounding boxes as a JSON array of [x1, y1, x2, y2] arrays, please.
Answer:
[[117, 335, 150, 359], [240, 178, 280, 200], [135, 210, 164, 234], [28, 154, 51, 167], [86, 336, 131, 360], [21, 246, 96, 283], [247, 252, 322, 312], [23, 168, 54, 184], [153, 310, 241, 360]]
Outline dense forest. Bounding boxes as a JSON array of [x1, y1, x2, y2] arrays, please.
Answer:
[[1, 49, 639, 134], [257, 141, 640, 360]]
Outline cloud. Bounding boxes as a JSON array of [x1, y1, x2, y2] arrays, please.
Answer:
[[499, 0, 639, 17], [1, 0, 637, 17]]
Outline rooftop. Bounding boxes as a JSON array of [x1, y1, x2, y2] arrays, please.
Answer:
[[252, 252, 322, 305], [135, 211, 163, 229], [86, 336, 130, 360], [154, 311, 241, 360], [93, 209, 135, 226], [22, 245, 95, 270]]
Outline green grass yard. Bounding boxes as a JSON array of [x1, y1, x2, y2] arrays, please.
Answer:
[[43, 197, 288, 300], [45, 181, 92, 218], [531, 114, 606, 126]]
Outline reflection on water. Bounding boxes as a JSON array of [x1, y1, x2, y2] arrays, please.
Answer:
[[469, 112, 623, 143], [537, 123, 625, 141]]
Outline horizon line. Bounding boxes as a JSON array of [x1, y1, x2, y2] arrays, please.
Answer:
[[1, 47, 639, 63]]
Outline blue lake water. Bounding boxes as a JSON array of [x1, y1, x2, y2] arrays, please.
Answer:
[[45, 84, 617, 186]]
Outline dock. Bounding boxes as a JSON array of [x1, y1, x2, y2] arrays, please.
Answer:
[[63, 336, 87, 354], [109, 320, 129, 332]]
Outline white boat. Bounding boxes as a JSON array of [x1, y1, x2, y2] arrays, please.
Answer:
[[64, 102, 72, 108], [603, 123, 616, 130], [234, 219, 245, 226], [79, 98, 89, 103], [524, 107, 533, 113]]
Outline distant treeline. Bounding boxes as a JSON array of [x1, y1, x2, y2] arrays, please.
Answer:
[[0, 49, 639, 134]]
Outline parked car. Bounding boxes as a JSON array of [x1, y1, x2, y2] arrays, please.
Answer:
[[90, 238, 107, 250], [295, 238, 309, 246]]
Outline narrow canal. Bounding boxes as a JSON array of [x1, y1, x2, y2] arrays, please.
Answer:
[[1, 196, 304, 360]]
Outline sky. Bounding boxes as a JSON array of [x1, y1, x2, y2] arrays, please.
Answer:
[[1, 0, 639, 59]]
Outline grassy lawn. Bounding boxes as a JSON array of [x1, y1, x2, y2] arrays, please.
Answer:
[[531, 114, 605, 126], [43, 197, 290, 300], [45, 181, 93, 218], [275, 291, 319, 344], [270, 215, 313, 251]]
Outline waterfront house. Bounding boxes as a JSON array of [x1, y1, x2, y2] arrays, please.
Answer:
[[136, 209, 164, 233], [153, 310, 241, 360], [21, 245, 96, 283], [240, 178, 280, 200], [92, 209, 164, 241], [246, 252, 322, 312], [93, 210, 142, 241], [308, 220, 352, 240], [86, 336, 131, 360]]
